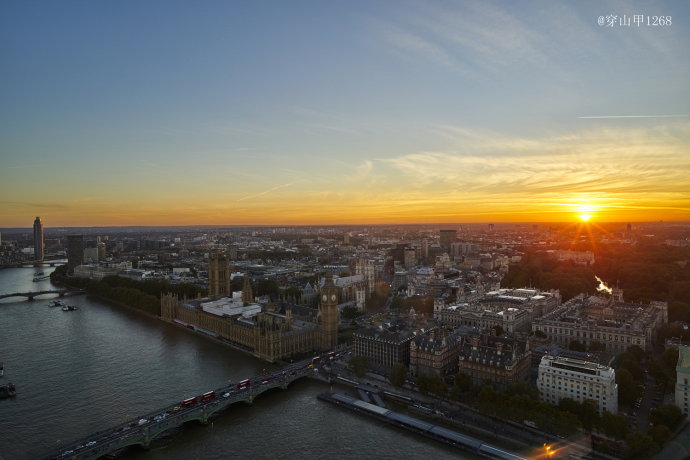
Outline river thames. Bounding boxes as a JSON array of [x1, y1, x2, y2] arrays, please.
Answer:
[[0, 267, 465, 459]]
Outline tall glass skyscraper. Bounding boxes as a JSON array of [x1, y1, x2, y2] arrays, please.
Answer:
[[67, 235, 84, 274], [33, 216, 44, 261]]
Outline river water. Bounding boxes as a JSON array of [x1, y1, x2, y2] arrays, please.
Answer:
[[0, 267, 465, 460]]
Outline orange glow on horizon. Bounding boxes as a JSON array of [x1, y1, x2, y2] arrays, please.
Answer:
[[1, 192, 689, 227]]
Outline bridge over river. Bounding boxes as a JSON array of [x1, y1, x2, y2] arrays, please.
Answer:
[[2, 259, 66, 268], [42, 356, 333, 460], [0, 289, 85, 301]]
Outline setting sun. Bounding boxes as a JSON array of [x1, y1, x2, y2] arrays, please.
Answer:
[[579, 214, 591, 222]]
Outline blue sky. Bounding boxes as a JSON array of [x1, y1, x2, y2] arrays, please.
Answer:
[[1, 1, 689, 226]]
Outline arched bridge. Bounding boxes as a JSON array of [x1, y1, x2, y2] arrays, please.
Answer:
[[3, 259, 66, 268], [0, 289, 86, 301], [42, 354, 339, 460]]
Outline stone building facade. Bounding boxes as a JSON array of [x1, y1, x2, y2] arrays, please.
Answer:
[[159, 258, 340, 362], [436, 304, 531, 333], [531, 290, 667, 353], [537, 355, 618, 414], [457, 335, 531, 390], [409, 332, 461, 377]]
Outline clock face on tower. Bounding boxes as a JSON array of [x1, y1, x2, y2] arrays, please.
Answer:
[[330, 294, 336, 302], [322, 294, 327, 302]]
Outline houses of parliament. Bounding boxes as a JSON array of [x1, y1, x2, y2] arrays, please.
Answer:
[[161, 247, 339, 362]]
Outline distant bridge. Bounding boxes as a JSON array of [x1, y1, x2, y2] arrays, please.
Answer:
[[42, 356, 336, 460], [2, 259, 66, 268], [0, 289, 85, 301]]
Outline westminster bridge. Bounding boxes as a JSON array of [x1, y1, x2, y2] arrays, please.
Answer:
[[0, 289, 85, 301], [42, 356, 336, 460]]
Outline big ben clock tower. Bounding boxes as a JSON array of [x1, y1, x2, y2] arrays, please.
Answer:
[[318, 277, 339, 350]]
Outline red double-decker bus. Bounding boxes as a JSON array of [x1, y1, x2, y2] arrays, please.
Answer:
[[180, 397, 197, 408], [236, 379, 251, 390], [200, 391, 216, 402]]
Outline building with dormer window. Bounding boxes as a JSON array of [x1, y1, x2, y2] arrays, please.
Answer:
[[409, 332, 461, 377], [457, 335, 530, 389]]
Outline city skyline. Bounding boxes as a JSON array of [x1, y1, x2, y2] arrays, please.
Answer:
[[2, 1, 689, 227]]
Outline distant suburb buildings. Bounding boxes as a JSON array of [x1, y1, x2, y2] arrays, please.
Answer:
[[537, 355, 618, 415]]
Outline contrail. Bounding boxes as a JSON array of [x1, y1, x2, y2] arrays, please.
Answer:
[[578, 115, 688, 119], [237, 182, 295, 202]]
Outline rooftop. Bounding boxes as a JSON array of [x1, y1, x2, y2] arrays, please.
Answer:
[[541, 354, 609, 371]]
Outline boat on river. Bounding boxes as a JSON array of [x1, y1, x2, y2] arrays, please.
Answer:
[[0, 383, 16, 399]]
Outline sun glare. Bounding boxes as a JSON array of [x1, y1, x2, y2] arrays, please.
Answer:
[[579, 214, 591, 222]]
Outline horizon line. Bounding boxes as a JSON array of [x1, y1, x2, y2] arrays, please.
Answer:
[[2, 220, 688, 230]]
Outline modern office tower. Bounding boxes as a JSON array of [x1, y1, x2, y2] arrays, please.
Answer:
[[421, 239, 429, 260], [439, 229, 457, 251], [537, 355, 618, 414], [208, 247, 231, 298], [403, 247, 416, 267], [67, 235, 84, 274], [353, 328, 413, 370], [33, 217, 44, 261]]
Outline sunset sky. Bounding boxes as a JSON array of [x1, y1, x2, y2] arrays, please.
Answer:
[[1, 1, 689, 227]]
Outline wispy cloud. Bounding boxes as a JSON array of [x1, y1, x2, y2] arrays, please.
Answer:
[[237, 182, 296, 202], [369, 2, 578, 82], [0, 201, 69, 210], [375, 20, 475, 77], [373, 121, 690, 217], [578, 115, 689, 119]]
